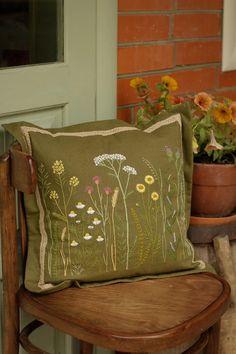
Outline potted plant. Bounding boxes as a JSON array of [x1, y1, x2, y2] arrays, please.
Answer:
[[130, 76, 236, 217]]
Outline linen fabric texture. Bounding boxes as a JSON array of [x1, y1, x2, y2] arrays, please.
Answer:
[[4, 104, 205, 293]]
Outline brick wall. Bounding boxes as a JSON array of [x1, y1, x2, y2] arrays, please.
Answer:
[[117, 0, 236, 123]]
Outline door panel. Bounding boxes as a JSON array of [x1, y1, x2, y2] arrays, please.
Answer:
[[0, 106, 65, 152], [0, 1, 117, 353]]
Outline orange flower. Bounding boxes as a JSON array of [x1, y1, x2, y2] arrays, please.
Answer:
[[161, 76, 178, 91], [194, 92, 212, 112], [212, 103, 232, 124], [230, 101, 236, 125]]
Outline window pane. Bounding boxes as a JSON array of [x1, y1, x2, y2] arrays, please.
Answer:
[[0, 0, 63, 68]]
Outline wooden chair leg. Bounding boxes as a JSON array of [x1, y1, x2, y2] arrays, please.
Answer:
[[0, 155, 19, 354], [80, 340, 93, 354], [204, 321, 221, 354]]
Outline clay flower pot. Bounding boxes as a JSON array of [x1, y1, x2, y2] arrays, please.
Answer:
[[191, 163, 236, 217]]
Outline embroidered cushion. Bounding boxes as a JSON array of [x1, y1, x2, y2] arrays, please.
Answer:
[[4, 104, 205, 293]]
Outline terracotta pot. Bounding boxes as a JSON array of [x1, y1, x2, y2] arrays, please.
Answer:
[[191, 163, 236, 217]]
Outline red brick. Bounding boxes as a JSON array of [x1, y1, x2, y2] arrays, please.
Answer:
[[118, 15, 169, 43], [214, 90, 236, 101], [219, 71, 236, 88], [118, 45, 174, 74], [177, 0, 223, 10], [176, 40, 221, 65], [118, 0, 173, 12], [173, 68, 218, 93], [117, 108, 132, 123], [173, 14, 221, 38]]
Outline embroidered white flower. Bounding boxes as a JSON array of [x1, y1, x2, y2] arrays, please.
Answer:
[[75, 220, 81, 224], [88, 225, 94, 229], [122, 165, 137, 175], [94, 153, 126, 166], [84, 233, 92, 240], [87, 207, 95, 214], [76, 202, 85, 209], [68, 211, 77, 218], [71, 240, 79, 247], [96, 236, 104, 242], [92, 218, 101, 225]]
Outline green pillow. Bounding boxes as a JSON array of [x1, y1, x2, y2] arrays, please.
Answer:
[[4, 105, 205, 293]]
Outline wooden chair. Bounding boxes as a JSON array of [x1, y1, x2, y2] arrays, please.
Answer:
[[0, 144, 231, 354]]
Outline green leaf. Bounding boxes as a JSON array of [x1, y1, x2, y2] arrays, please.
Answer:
[[199, 128, 208, 145], [52, 212, 67, 223], [156, 83, 168, 93], [213, 150, 219, 161]]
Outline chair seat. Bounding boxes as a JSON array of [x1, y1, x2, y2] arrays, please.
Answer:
[[18, 272, 230, 353]]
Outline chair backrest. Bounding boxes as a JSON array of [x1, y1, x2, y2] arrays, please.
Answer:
[[0, 144, 37, 354]]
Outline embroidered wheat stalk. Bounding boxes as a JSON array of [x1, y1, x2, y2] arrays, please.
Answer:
[[60, 227, 67, 276], [111, 187, 119, 270]]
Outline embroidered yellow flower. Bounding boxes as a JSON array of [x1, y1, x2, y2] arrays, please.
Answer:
[[136, 184, 146, 193], [161, 75, 178, 91], [151, 192, 159, 201], [212, 104, 232, 124], [52, 160, 64, 175], [144, 175, 155, 185], [194, 92, 213, 112], [130, 77, 146, 89], [69, 176, 79, 187], [49, 190, 59, 200]]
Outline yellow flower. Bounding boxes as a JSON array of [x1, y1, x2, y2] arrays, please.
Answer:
[[230, 102, 236, 125], [194, 92, 213, 112], [161, 76, 178, 91], [52, 160, 64, 175], [151, 192, 159, 201], [130, 77, 146, 89], [212, 103, 232, 124], [136, 184, 146, 193], [69, 176, 79, 187], [144, 175, 155, 184], [49, 190, 59, 200], [192, 136, 199, 154]]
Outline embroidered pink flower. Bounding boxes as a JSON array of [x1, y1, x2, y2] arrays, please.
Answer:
[[85, 185, 94, 194], [93, 176, 101, 185], [194, 92, 213, 112], [103, 187, 112, 195]]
